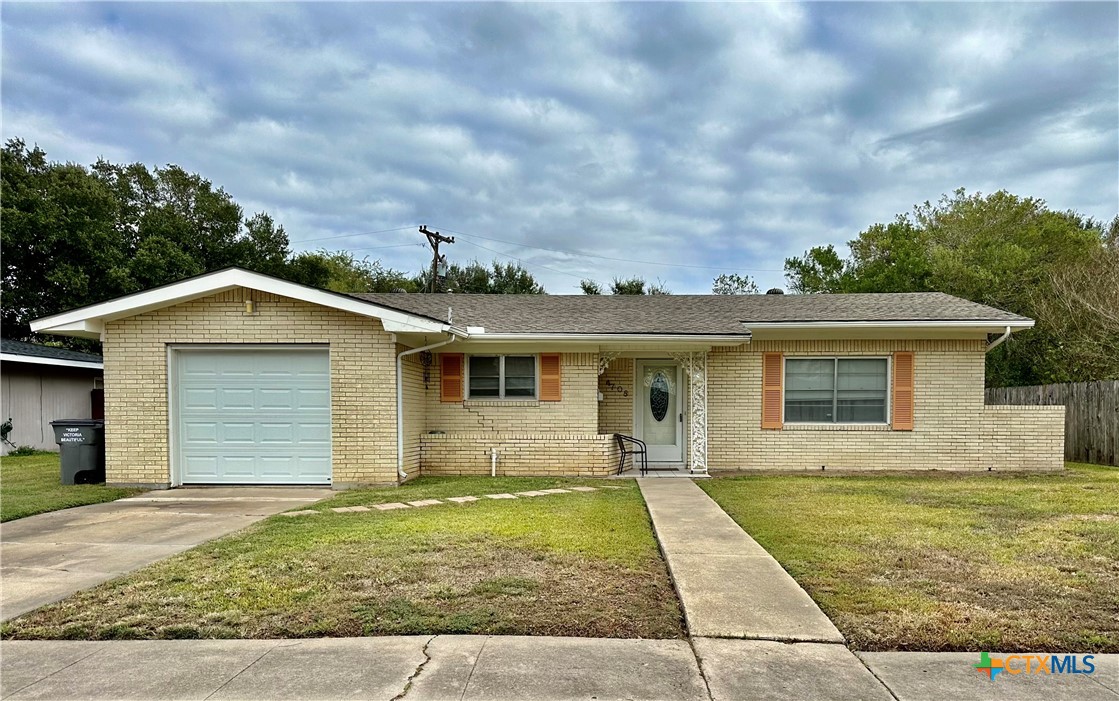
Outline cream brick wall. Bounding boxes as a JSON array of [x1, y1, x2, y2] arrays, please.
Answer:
[[424, 352, 598, 434], [422, 433, 619, 476], [102, 287, 399, 488], [420, 352, 611, 474], [707, 339, 1064, 471], [598, 358, 634, 435]]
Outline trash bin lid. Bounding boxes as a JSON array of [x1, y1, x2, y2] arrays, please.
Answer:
[[49, 419, 105, 427]]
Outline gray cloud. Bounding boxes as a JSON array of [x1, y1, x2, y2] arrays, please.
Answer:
[[2, 2, 1115, 293]]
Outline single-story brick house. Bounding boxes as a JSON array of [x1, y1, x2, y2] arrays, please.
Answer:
[[30, 267, 1064, 488]]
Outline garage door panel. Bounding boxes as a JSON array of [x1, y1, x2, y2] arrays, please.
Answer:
[[183, 422, 219, 444], [298, 423, 331, 444], [222, 423, 256, 443], [259, 423, 293, 444], [182, 455, 219, 479], [296, 388, 330, 410], [177, 349, 331, 485], [219, 388, 256, 410]]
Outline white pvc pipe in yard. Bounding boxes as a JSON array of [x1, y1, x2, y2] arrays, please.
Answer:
[[491, 447, 497, 477]]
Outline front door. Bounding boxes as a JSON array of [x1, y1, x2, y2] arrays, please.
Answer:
[[635, 361, 684, 463]]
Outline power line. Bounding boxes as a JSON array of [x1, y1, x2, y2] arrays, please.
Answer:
[[431, 225, 783, 273], [290, 225, 419, 246], [341, 243, 424, 253], [456, 238, 603, 285]]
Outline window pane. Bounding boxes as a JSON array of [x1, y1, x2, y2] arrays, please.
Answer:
[[469, 357, 500, 397], [504, 356, 535, 378], [785, 359, 835, 422], [503, 356, 536, 397], [836, 358, 888, 422]]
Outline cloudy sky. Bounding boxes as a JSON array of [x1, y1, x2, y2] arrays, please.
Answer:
[[3, 2, 1116, 293]]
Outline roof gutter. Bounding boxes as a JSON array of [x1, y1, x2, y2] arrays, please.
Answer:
[[395, 330, 467, 481], [742, 319, 1034, 330], [985, 326, 1013, 353]]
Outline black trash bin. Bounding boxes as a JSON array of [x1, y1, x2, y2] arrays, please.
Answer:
[[50, 419, 105, 485]]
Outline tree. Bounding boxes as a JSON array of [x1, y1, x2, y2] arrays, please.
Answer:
[[0, 139, 332, 345], [1, 139, 124, 343], [611, 277, 648, 295], [579, 279, 603, 295], [783, 188, 1115, 385], [434, 260, 546, 294], [712, 273, 760, 295], [783, 245, 849, 293], [289, 250, 419, 293]]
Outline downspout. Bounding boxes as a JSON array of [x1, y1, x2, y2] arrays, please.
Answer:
[[986, 326, 1012, 353], [397, 334, 458, 481]]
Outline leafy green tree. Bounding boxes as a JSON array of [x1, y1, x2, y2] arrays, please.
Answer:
[[712, 273, 760, 295], [579, 279, 603, 295], [1, 140, 124, 342], [783, 245, 849, 293], [1, 139, 321, 344], [434, 260, 546, 294], [783, 188, 1114, 385], [292, 249, 420, 293], [610, 277, 648, 295]]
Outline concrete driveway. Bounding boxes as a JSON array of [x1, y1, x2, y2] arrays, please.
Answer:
[[0, 487, 332, 621]]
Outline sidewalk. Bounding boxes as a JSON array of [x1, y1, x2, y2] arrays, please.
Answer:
[[638, 477, 843, 642], [2, 638, 1114, 700]]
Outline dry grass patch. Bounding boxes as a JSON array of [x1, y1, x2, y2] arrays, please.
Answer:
[[700, 463, 1118, 652], [2, 477, 683, 640]]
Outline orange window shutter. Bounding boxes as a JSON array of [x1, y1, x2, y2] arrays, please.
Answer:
[[539, 353, 562, 401], [440, 353, 464, 403], [892, 351, 915, 430], [761, 352, 783, 430]]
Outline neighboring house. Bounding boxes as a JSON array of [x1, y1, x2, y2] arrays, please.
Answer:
[[29, 268, 1064, 489], [1, 339, 104, 453]]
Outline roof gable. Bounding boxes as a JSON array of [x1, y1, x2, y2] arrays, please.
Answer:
[[30, 268, 455, 339]]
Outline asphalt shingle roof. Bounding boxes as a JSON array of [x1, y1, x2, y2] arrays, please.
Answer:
[[1, 339, 104, 363], [352, 292, 1029, 335]]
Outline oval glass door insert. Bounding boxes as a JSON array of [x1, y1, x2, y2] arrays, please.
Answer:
[[650, 371, 670, 422]]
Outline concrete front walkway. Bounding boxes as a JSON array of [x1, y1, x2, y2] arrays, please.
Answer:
[[638, 477, 843, 642], [3, 638, 1114, 701], [0, 488, 331, 621]]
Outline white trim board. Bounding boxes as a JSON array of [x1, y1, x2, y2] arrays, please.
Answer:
[[30, 268, 461, 339], [0, 353, 103, 370]]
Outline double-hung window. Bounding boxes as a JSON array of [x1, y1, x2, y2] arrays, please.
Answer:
[[468, 355, 537, 399], [784, 357, 888, 423]]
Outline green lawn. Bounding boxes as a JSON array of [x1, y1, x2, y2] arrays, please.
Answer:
[[0, 453, 141, 522], [2, 477, 684, 640], [700, 463, 1119, 652]]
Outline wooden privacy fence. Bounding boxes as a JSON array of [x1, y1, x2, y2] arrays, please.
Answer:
[[986, 380, 1119, 466]]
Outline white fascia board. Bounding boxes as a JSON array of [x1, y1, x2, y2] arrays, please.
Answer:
[[462, 333, 752, 344], [742, 319, 1034, 331], [30, 268, 451, 336], [0, 353, 103, 370]]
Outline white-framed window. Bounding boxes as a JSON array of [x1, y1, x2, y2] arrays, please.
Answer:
[[467, 355, 537, 399], [784, 357, 889, 424]]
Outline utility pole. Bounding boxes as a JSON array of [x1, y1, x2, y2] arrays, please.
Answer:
[[419, 225, 454, 293]]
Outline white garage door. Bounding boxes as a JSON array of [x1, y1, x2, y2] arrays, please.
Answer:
[[176, 348, 331, 485]]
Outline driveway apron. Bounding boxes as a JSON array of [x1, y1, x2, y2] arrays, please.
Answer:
[[0, 488, 331, 621]]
